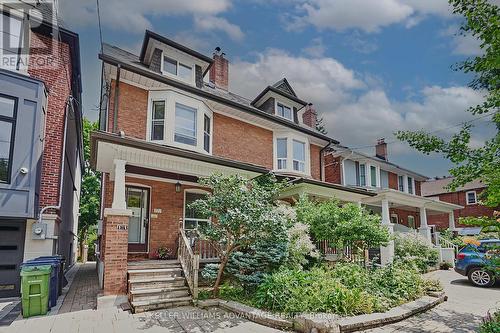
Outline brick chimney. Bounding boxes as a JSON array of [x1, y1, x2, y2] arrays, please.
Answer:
[[209, 47, 229, 91], [302, 103, 317, 128], [376, 138, 388, 161]]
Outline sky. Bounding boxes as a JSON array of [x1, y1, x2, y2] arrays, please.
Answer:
[[58, 0, 496, 178]]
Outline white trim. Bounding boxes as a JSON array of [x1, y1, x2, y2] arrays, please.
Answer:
[[183, 189, 210, 230], [340, 159, 345, 186], [272, 131, 311, 176], [390, 213, 398, 224], [126, 172, 200, 187], [124, 184, 151, 253], [160, 51, 196, 85], [275, 100, 294, 121], [407, 215, 416, 229], [466, 190, 477, 205]]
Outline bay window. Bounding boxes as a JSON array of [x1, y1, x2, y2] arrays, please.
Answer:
[[175, 103, 197, 146], [276, 138, 287, 169], [407, 176, 414, 194], [370, 165, 377, 187], [203, 115, 211, 153], [359, 164, 366, 186], [150, 100, 165, 141], [398, 175, 404, 192], [293, 140, 305, 172]]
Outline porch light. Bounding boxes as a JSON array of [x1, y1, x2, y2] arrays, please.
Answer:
[[175, 181, 181, 193]]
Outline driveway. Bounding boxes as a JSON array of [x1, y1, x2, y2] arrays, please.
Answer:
[[362, 269, 500, 332]]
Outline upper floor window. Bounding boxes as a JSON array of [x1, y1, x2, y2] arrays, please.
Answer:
[[466, 191, 477, 205], [276, 103, 292, 120], [0, 95, 16, 183], [1, 13, 23, 72], [162, 55, 193, 83], [203, 115, 211, 153], [150, 100, 165, 141], [398, 175, 404, 192], [276, 138, 287, 169], [175, 103, 197, 146], [407, 176, 414, 194], [370, 165, 377, 187], [359, 164, 366, 186], [292, 140, 305, 172]]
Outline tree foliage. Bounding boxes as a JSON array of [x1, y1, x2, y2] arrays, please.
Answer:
[[395, 0, 499, 210], [78, 119, 100, 249], [190, 173, 290, 295]]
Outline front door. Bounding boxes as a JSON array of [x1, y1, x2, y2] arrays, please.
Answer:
[[0, 220, 26, 297], [126, 186, 149, 253]]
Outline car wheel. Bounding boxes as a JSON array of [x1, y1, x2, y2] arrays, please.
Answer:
[[468, 267, 495, 287]]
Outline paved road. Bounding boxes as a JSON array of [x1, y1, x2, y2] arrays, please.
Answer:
[[362, 269, 500, 332]]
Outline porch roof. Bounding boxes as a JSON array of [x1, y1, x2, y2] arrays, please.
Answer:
[[362, 189, 463, 214]]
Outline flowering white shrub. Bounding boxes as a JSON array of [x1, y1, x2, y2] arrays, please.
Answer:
[[286, 222, 319, 269]]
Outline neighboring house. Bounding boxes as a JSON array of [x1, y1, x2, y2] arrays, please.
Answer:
[[92, 30, 460, 303], [422, 177, 498, 230], [0, 2, 82, 298]]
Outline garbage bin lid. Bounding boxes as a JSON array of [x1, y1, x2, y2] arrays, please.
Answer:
[[20, 264, 52, 276]]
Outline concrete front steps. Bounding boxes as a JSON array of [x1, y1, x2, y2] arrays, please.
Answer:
[[127, 260, 192, 313]]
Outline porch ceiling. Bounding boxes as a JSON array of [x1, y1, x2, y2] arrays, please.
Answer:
[[362, 189, 462, 213], [279, 181, 373, 203]]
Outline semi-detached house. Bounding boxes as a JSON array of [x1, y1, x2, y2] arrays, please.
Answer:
[[92, 30, 461, 308]]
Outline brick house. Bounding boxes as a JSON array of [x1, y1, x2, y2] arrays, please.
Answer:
[[92, 30, 460, 308], [0, 2, 82, 298], [422, 177, 498, 230]]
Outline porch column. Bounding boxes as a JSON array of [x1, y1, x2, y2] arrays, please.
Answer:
[[380, 199, 394, 266], [449, 210, 455, 230], [103, 158, 132, 296], [419, 206, 432, 245]]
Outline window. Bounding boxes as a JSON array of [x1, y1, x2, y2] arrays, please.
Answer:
[[150, 100, 165, 141], [178, 63, 192, 81], [408, 216, 415, 229], [0, 96, 16, 183], [370, 165, 377, 187], [175, 103, 197, 146], [390, 214, 398, 224], [203, 114, 211, 153], [184, 191, 209, 230], [163, 56, 177, 75], [276, 103, 292, 120], [466, 191, 477, 205], [398, 175, 404, 192], [359, 164, 366, 186], [276, 138, 287, 169], [292, 140, 305, 172], [1, 13, 23, 71], [407, 176, 414, 194]]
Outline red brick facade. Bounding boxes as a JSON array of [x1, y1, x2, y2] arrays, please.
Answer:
[[102, 214, 129, 295], [390, 208, 421, 228], [324, 154, 342, 184], [310, 144, 321, 180], [28, 32, 72, 209], [388, 172, 398, 190], [426, 188, 497, 229]]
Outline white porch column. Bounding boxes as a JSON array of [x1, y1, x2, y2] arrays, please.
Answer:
[[111, 159, 127, 210], [419, 206, 432, 245], [380, 199, 394, 266], [448, 210, 455, 230]]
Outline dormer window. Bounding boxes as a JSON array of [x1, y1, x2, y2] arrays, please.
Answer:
[[276, 102, 293, 120], [162, 54, 193, 83]]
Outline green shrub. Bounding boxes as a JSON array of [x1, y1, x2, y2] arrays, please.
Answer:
[[422, 279, 443, 292], [480, 308, 500, 333], [394, 233, 439, 272]]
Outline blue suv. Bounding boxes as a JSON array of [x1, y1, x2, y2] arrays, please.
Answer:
[[455, 239, 499, 287]]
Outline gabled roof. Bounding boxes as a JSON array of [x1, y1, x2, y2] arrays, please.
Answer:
[[139, 30, 213, 64], [421, 177, 486, 196], [251, 78, 307, 107], [272, 78, 297, 97]]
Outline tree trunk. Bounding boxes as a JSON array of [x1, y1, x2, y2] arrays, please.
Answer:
[[212, 254, 230, 296]]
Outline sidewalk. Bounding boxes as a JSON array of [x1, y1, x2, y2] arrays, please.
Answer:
[[57, 262, 99, 313]]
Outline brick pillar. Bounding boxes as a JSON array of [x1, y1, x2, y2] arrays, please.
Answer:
[[103, 209, 131, 295]]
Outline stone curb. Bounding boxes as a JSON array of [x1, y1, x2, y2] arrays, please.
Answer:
[[197, 299, 294, 330], [198, 291, 446, 333]]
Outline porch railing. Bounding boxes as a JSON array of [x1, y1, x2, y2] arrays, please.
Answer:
[[178, 228, 199, 299], [316, 239, 367, 266]]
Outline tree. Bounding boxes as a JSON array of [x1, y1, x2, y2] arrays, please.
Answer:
[[396, 0, 499, 210], [316, 116, 328, 135], [189, 173, 290, 295], [296, 196, 390, 256], [78, 119, 101, 255]]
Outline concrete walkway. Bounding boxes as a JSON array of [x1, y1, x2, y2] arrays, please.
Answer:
[[362, 269, 500, 332]]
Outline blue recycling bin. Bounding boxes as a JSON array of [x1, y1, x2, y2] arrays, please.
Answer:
[[23, 259, 59, 308], [36, 256, 65, 294]]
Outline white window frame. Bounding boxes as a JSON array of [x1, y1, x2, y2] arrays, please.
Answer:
[[160, 51, 195, 84], [390, 213, 398, 224], [203, 114, 211, 153], [398, 175, 404, 192], [359, 163, 366, 186], [292, 139, 306, 172], [150, 99, 166, 141], [183, 189, 211, 230], [275, 100, 293, 121], [273, 132, 310, 176], [276, 138, 288, 170], [466, 190, 477, 205], [407, 215, 415, 229], [174, 102, 198, 146], [146, 90, 213, 154], [407, 176, 414, 195]]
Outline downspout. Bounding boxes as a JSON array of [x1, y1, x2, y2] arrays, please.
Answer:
[[319, 140, 333, 182], [112, 64, 121, 133]]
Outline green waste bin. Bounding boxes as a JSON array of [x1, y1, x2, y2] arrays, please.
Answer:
[[20, 265, 51, 318]]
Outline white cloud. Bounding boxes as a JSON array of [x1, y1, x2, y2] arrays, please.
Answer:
[[302, 37, 326, 57], [59, 0, 234, 33], [286, 0, 456, 33], [194, 15, 245, 41]]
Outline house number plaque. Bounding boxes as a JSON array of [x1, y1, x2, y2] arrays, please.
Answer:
[[117, 224, 128, 231]]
